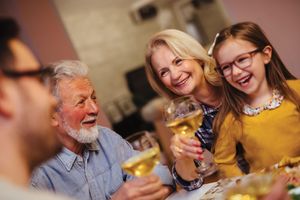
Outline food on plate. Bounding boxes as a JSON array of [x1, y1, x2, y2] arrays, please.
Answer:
[[224, 158, 300, 200]]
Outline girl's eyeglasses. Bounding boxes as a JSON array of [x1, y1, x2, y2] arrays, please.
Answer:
[[215, 48, 261, 77]]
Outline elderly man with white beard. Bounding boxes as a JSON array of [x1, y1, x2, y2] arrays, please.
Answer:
[[31, 60, 174, 200]]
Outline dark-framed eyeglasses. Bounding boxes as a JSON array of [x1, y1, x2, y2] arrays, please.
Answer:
[[215, 48, 262, 77], [1, 66, 52, 87]]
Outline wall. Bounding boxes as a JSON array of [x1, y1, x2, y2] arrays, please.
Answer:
[[221, 0, 300, 77], [0, 0, 78, 63], [0, 0, 112, 128]]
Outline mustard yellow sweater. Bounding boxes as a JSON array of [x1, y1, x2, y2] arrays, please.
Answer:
[[214, 80, 300, 177]]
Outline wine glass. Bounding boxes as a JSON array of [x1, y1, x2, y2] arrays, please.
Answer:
[[121, 131, 160, 177], [224, 173, 274, 199], [164, 95, 217, 177]]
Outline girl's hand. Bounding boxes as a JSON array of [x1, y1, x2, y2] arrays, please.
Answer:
[[170, 134, 203, 161], [263, 175, 290, 200]]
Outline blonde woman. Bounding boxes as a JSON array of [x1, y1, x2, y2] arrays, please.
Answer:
[[145, 29, 227, 190]]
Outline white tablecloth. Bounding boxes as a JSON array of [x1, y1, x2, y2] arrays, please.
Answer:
[[166, 182, 217, 200]]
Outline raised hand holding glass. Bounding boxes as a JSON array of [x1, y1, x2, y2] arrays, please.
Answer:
[[164, 95, 217, 177]]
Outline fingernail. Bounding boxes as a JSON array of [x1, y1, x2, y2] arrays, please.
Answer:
[[197, 149, 203, 154], [198, 155, 204, 160]]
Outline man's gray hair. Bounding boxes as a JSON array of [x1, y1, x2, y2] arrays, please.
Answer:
[[48, 60, 89, 105]]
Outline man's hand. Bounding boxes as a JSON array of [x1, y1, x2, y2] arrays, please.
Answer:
[[111, 175, 172, 200]]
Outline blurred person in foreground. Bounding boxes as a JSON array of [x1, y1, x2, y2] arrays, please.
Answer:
[[0, 17, 70, 200], [31, 60, 174, 200]]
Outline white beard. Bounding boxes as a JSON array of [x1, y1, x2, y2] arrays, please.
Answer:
[[62, 120, 99, 143]]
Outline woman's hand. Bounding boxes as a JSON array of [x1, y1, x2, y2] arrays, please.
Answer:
[[170, 134, 203, 160], [170, 135, 204, 181]]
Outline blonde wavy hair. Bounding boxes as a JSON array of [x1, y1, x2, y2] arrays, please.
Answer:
[[145, 29, 221, 99]]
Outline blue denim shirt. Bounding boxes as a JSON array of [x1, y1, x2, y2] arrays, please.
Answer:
[[31, 126, 174, 200]]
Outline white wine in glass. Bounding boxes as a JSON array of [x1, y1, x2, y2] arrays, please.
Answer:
[[164, 95, 217, 177], [166, 109, 203, 138], [121, 131, 160, 177], [165, 95, 203, 139]]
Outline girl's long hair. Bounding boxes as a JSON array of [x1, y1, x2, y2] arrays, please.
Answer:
[[212, 22, 300, 135]]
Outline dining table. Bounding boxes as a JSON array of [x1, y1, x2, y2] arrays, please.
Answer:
[[166, 157, 300, 200], [166, 175, 251, 200], [166, 182, 218, 200]]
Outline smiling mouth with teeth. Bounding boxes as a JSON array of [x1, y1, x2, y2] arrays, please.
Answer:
[[175, 77, 189, 87], [237, 75, 252, 86]]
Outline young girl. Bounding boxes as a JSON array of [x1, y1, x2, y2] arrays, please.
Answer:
[[211, 21, 300, 178]]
